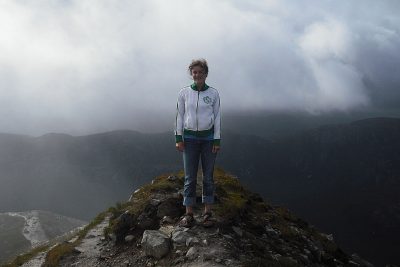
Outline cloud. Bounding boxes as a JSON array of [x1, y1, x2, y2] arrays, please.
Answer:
[[0, 0, 399, 134], [298, 19, 369, 112]]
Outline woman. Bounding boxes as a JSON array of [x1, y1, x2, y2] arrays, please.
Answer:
[[175, 59, 221, 227]]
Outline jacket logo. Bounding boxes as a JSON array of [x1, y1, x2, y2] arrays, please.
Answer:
[[203, 96, 212, 104]]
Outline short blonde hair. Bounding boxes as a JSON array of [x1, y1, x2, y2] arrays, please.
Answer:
[[188, 58, 208, 75]]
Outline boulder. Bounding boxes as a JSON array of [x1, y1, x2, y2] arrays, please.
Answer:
[[171, 230, 192, 245], [157, 197, 184, 219], [141, 230, 170, 259], [137, 204, 158, 230], [113, 211, 135, 243], [124, 235, 135, 243]]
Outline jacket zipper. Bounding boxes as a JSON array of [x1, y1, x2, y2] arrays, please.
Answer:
[[196, 90, 200, 131]]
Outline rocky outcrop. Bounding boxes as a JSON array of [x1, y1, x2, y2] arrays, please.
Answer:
[[141, 230, 170, 259], [11, 170, 375, 267]]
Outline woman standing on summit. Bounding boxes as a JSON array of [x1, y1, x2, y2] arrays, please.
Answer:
[[175, 59, 221, 227]]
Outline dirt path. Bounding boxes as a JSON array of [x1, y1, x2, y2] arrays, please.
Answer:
[[59, 216, 110, 266], [20, 251, 48, 267], [20, 216, 110, 267]]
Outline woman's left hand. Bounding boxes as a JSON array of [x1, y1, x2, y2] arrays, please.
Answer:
[[212, 145, 220, 153]]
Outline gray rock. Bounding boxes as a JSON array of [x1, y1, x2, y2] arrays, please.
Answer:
[[265, 225, 280, 237], [232, 226, 243, 237], [279, 256, 298, 265], [159, 225, 175, 237], [225, 259, 235, 266], [141, 230, 170, 259], [133, 188, 141, 194], [157, 197, 183, 219], [186, 246, 198, 260], [186, 237, 200, 247], [320, 233, 334, 241], [114, 211, 135, 242], [124, 235, 134, 243], [150, 198, 161, 206], [351, 254, 374, 267], [109, 233, 116, 243], [137, 204, 158, 230], [72, 247, 83, 254], [172, 230, 191, 244], [167, 175, 178, 181], [68, 236, 79, 243], [160, 216, 175, 225]]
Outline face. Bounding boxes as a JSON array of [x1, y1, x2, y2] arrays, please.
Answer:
[[191, 65, 207, 85]]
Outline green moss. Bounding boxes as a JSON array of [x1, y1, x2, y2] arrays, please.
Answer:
[[213, 190, 247, 219], [104, 169, 255, 237], [42, 243, 75, 267], [212, 170, 252, 220], [107, 202, 132, 220]]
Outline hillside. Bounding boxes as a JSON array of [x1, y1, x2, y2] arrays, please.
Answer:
[[224, 117, 400, 266], [0, 131, 181, 220], [5, 170, 373, 267], [0, 210, 86, 264]]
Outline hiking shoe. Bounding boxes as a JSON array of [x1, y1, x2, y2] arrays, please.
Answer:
[[201, 212, 214, 228], [178, 213, 195, 228]]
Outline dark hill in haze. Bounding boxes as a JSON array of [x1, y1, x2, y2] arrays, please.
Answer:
[[0, 131, 181, 221], [224, 117, 400, 266]]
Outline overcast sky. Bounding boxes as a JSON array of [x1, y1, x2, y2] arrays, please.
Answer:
[[0, 0, 399, 135]]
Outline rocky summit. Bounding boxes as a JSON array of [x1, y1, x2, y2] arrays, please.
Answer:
[[7, 169, 374, 267]]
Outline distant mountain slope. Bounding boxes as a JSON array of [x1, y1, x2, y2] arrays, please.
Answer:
[[0, 210, 85, 264], [0, 131, 181, 220], [221, 117, 400, 266]]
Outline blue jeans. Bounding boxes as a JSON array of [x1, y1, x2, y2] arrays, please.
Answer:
[[183, 139, 217, 206]]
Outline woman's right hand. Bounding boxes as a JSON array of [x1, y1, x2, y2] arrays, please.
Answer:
[[176, 142, 184, 152]]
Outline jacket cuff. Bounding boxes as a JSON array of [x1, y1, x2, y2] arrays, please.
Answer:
[[175, 135, 183, 143], [213, 139, 221, 146]]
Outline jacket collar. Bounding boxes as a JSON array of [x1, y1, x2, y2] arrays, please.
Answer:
[[190, 83, 209, 91]]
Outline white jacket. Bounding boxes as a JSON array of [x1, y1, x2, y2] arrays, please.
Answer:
[[175, 84, 221, 144]]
